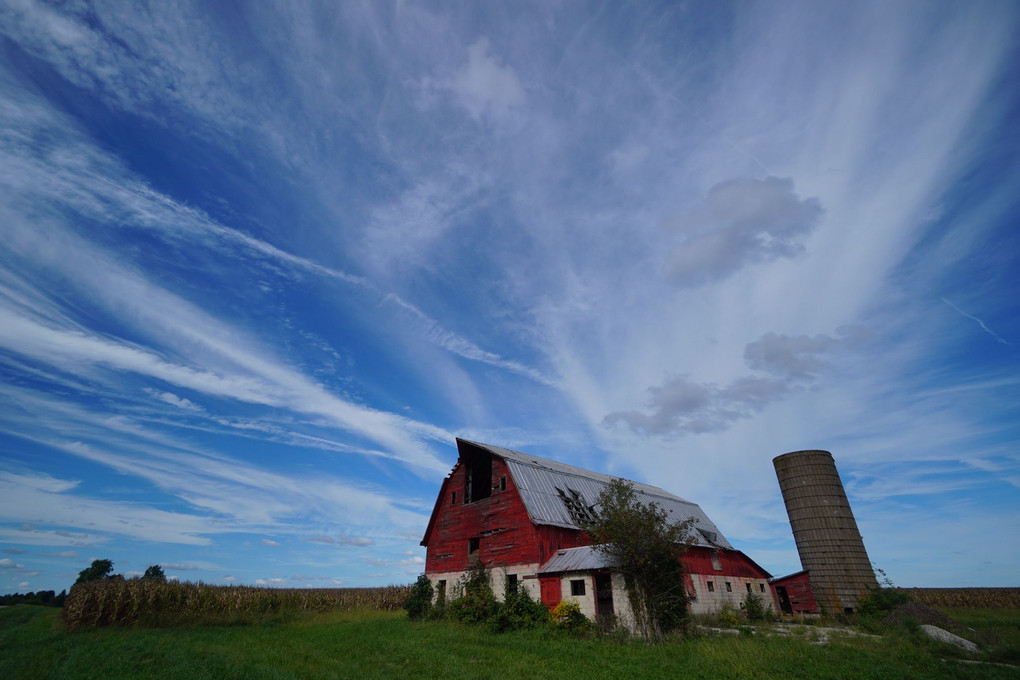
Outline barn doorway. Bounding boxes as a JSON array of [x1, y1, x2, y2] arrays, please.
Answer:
[[595, 573, 614, 623], [775, 586, 792, 614]]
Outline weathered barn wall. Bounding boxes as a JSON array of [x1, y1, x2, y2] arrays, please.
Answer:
[[545, 572, 635, 628], [684, 547, 772, 614], [424, 455, 543, 574], [426, 565, 542, 603], [773, 450, 877, 614], [770, 570, 818, 614]]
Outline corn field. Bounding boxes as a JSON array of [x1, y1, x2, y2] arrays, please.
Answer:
[[63, 579, 412, 631], [901, 588, 1020, 609]]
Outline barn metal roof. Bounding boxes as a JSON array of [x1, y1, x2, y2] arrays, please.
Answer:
[[457, 439, 733, 550], [538, 546, 617, 574]]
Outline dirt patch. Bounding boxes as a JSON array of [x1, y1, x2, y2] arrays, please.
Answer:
[[883, 601, 959, 629]]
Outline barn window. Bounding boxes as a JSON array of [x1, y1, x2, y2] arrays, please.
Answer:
[[465, 451, 492, 503], [707, 581, 715, 592], [570, 579, 586, 596], [500, 476, 507, 492], [507, 574, 518, 592], [711, 551, 722, 571], [725, 582, 732, 592], [468, 537, 480, 559], [760, 583, 766, 593], [451, 491, 457, 505]]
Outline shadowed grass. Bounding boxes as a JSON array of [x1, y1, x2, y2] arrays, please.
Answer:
[[2, 606, 1018, 680]]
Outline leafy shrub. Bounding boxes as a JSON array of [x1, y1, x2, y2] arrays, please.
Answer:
[[489, 578, 549, 633], [717, 607, 739, 628], [858, 587, 911, 616], [741, 592, 772, 622], [403, 575, 434, 621], [446, 562, 497, 624], [551, 600, 592, 632]]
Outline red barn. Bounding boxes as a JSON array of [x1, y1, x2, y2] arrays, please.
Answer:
[[770, 570, 819, 614], [421, 439, 774, 624]]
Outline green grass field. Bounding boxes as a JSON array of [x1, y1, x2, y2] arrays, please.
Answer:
[[1, 605, 1018, 680]]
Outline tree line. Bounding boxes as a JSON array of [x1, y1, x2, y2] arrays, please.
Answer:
[[1, 559, 167, 608], [0, 590, 66, 607]]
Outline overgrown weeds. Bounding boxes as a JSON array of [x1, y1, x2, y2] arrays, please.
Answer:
[[403, 566, 570, 634]]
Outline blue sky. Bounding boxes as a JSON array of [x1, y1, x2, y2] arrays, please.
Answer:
[[1, 1, 1018, 593]]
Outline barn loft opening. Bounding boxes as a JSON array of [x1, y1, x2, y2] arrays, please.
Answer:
[[464, 447, 492, 503]]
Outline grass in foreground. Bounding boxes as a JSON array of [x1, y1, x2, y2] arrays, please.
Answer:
[[2, 606, 1018, 680]]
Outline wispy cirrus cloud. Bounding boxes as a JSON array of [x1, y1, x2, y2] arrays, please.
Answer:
[[307, 535, 374, 547], [942, 298, 1012, 347], [0, 469, 215, 546]]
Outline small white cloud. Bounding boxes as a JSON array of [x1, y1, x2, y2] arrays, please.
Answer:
[[307, 535, 374, 547], [608, 144, 649, 174], [448, 38, 525, 122], [260, 539, 281, 547], [18, 581, 30, 589], [43, 550, 79, 558], [144, 388, 203, 412], [256, 577, 287, 586], [0, 558, 25, 569]]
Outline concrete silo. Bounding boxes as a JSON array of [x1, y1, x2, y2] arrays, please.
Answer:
[[773, 450, 877, 614]]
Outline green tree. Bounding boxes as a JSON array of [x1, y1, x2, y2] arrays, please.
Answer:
[[403, 575, 434, 621], [142, 565, 167, 582], [74, 559, 115, 585], [581, 479, 695, 639]]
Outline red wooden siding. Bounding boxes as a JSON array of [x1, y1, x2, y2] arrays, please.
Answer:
[[682, 546, 770, 579], [770, 571, 818, 614], [425, 456, 545, 573]]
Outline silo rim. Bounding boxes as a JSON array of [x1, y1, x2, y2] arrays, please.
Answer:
[[773, 449, 833, 464]]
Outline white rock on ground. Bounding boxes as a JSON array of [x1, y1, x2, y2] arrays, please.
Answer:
[[919, 625, 978, 653]]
